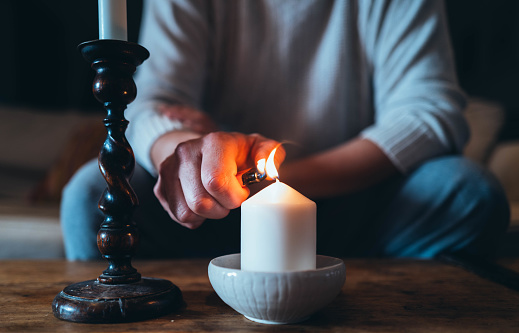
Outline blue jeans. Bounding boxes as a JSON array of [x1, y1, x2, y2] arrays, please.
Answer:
[[60, 156, 510, 260]]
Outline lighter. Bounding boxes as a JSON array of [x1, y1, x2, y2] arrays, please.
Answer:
[[241, 158, 267, 186]]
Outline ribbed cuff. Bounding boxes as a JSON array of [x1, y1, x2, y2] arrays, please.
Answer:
[[127, 104, 185, 176], [361, 113, 445, 173]]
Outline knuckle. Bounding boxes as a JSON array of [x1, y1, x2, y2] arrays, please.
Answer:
[[190, 195, 215, 215], [227, 197, 243, 210], [181, 220, 204, 230], [175, 209, 205, 229], [158, 154, 179, 177], [204, 173, 229, 195], [202, 132, 217, 144], [174, 207, 198, 224], [202, 131, 229, 145], [153, 184, 163, 202], [174, 141, 192, 158]]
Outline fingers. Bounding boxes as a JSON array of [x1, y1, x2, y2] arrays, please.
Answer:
[[154, 137, 238, 229], [200, 133, 250, 209], [175, 141, 231, 219], [153, 152, 206, 229]]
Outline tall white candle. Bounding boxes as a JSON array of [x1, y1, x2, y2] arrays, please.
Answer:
[[241, 180, 316, 272], [98, 0, 127, 40]]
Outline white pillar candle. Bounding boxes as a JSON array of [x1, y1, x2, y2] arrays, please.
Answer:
[[98, 0, 127, 40], [241, 180, 316, 272]]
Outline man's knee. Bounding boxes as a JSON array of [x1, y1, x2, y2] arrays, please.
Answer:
[[416, 156, 509, 220], [415, 156, 510, 255]]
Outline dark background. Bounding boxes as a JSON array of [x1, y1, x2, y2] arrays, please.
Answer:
[[446, 0, 519, 141], [0, 0, 517, 140], [0, 0, 143, 111]]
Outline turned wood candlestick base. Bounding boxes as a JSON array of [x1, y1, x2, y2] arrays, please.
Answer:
[[52, 40, 183, 323]]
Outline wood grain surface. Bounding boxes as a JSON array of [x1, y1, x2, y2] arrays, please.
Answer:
[[1, 259, 518, 332]]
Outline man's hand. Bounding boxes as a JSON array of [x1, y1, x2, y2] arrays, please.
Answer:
[[153, 131, 284, 229]]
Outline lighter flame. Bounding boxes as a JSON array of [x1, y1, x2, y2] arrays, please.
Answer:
[[265, 147, 279, 180], [256, 158, 266, 174]]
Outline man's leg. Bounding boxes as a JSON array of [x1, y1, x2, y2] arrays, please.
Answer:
[[60, 159, 104, 260], [371, 156, 510, 259], [316, 156, 510, 259], [60, 158, 177, 260]]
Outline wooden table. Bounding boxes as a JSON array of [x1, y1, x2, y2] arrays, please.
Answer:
[[1, 258, 518, 332]]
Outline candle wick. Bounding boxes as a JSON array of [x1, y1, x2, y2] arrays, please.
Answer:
[[275, 178, 280, 183]]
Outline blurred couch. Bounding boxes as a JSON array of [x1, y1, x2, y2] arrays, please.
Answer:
[[0, 106, 103, 258], [463, 99, 519, 228]]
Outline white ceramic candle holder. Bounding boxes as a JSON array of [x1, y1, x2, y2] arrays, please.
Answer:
[[208, 254, 346, 325]]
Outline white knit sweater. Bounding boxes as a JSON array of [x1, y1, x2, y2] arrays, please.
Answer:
[[126, 0, 468, 176]]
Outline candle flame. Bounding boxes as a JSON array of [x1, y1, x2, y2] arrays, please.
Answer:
[[265, 147, 279, 180]]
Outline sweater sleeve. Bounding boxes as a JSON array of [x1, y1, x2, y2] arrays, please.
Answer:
[[358, 0, 469, 173], [126, 0, 210, 175]]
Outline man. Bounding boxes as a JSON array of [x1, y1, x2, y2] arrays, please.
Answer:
[[61, 0, 509, 260]]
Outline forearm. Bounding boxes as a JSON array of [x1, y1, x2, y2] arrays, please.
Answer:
[[279, 138, 398, 199], [149, 104, 219, 171]]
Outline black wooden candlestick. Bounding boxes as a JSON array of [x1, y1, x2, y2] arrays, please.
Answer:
[[52, 40, 183, 323]]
